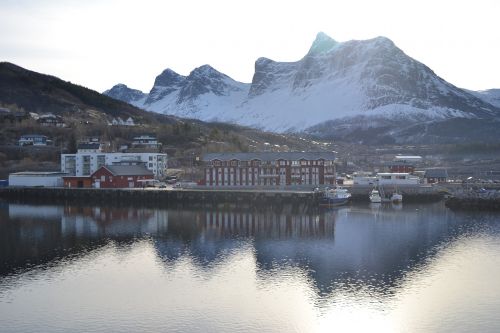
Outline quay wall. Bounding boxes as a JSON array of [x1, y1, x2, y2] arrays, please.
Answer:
[[0, 185, 443, 207], [0, 187, 320, 207], [445, 197, 500, 210]]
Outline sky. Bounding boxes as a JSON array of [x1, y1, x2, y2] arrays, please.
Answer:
[[1, 0, 499, 93]]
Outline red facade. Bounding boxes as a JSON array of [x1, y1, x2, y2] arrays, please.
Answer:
[[204, 158, 336, 187], [91, 167, 154, 188]]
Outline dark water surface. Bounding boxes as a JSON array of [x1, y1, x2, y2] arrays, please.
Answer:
[[1, 201, 499, 332]]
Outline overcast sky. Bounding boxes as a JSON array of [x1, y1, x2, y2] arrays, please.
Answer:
[[1, 0, 499, 93]]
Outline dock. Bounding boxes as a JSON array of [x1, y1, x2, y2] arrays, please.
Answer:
[[0, 185, 444, 207]]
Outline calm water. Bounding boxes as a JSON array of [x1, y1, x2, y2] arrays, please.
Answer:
[[1, 201, 500, 333]]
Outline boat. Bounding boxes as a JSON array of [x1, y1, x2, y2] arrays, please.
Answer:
[[391, 192, 403, 203], [320, 187, 351, 206], [369, 188, 382, 203]]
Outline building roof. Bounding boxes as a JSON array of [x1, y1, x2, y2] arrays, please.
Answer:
[[424, 168, 448, 178], [202, 151, 336, 162], [97, 165, 153, 176], [10, 171, 68, 176]]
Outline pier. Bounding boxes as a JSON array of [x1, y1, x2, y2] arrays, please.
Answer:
[[0, 185, 445, 207]]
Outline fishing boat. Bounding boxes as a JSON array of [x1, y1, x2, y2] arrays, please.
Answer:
[[369, 188, 382, 203], [320, 187, 351, 206]]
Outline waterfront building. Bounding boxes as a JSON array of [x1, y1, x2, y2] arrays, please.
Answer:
[[91, 165, 154, 188], [9, 171, 67, 187], [352, 171, 377, 185], [61, 152, 167, 179], [376, 172, 420, 185], [424, 168, 448, 184], [202, 152, 336, 187], [387, 155, 422, 173]]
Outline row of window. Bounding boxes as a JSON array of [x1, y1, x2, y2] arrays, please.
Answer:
[[211, 160, 334, 167]]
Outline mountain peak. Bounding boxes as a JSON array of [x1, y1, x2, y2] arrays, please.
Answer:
[[190, 64, 224, 78], [308, 32, 338, 55], [154, 68, 184, 87], [103, 83, 146, 104]]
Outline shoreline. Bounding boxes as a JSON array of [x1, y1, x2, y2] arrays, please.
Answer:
[[0, 186, 444, 207]]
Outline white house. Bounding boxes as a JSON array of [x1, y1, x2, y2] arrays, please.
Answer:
[[376, 173, 420, 185], [61, 152, 168, 179], [18, 134, 49, 146]]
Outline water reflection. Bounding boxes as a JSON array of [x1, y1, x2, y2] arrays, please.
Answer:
[[2, 202, 498, 291], [1, 202, 499, 332]]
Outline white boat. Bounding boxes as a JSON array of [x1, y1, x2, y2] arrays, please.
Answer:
[[369, 189, 382, 203], [320, 187, 351, 206], [391, 192, 403, 203]]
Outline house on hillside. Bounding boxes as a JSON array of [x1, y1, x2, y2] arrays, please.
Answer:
[[131, 135, 161, 149], [37, 113, 65, 127], [18, 134, 49, 146], [108, 117, 136, 126], [91, 165, 154, 188], [77, 142, 103, 153], [0, 107, 27, 123]]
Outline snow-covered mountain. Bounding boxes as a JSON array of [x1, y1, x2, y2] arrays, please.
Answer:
[[103, 84, 147, 105], [469, 89, 500, 108], [104, 32, 500, 143]]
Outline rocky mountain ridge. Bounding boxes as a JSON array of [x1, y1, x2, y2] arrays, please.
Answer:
[[104, 33, 500, 143]]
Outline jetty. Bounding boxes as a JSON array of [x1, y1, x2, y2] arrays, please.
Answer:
[[0, 185, 445, 207], [445, 188, 500, 210]]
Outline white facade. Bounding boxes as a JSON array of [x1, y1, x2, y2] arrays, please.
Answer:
[[9, 172, 66, 187], [61, 152, 168, 179], [376, 173, 420, 185]]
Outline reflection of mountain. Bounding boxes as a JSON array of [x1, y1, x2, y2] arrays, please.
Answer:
[[1, 202, 493, 295]]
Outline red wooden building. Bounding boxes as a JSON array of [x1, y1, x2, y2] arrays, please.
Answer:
[[202, 152, 336, 187], [63, 176, 92, 188], [91, 165, 154, 188]]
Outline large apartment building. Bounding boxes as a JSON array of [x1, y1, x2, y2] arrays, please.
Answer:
[[61, 152, 168, 179], [202, 152, 336, 187]]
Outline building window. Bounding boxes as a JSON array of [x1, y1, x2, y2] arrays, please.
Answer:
[[101, 175, 105, 181]]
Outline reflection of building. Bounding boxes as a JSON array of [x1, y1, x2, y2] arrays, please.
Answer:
[[201, 210, 335, 239], [202, 152, 336, 187]]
